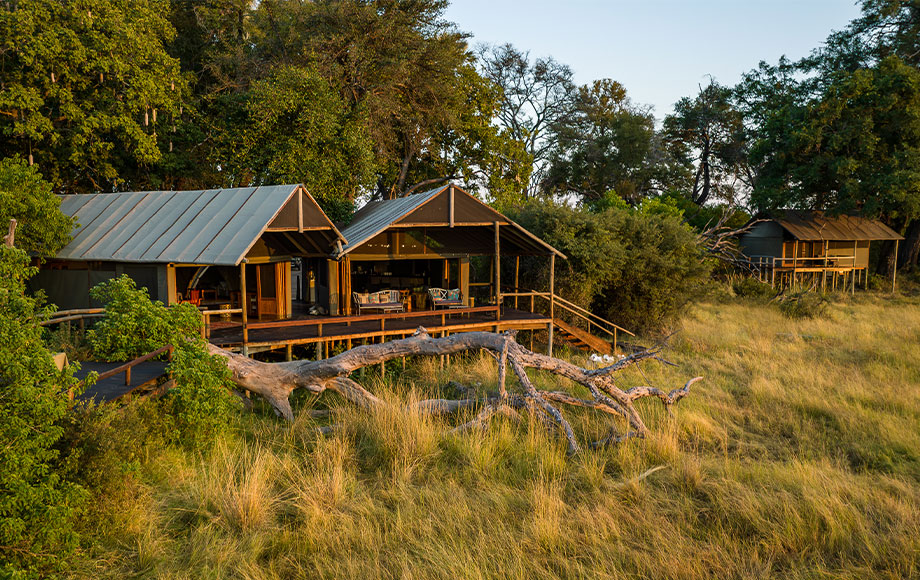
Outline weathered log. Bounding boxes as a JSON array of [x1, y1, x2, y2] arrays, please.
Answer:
[[207, 328, 700, 451]]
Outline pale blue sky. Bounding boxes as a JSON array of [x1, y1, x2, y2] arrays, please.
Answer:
[[445, 0, 863, 121]]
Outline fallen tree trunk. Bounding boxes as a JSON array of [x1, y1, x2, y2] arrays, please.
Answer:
[[207, 328, 700, 453]]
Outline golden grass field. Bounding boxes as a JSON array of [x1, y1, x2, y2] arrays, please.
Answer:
[[83, 295, 920, 579]]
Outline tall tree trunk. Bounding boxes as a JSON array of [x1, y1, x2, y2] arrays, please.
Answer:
[[901, 219, 920, 269]]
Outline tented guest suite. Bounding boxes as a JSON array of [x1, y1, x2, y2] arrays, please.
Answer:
[[36, 184, 632, 357], [739, 210, 904, 291], [32, 185, 345, 319]]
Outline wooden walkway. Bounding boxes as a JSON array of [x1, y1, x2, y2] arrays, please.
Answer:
[[208, 306, 552, 355], [75, 360, 169, 402]]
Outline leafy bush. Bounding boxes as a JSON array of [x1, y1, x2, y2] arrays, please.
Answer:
[[776, 292, 829, 319], [88, 275, 200, 361], [0, 245, 86, 577], [732, 276, 775, 300], [88, 275, 237, 446], [0, 157, 74, 258], [163, 344, 238, 447], [508, 200, 710, 333]]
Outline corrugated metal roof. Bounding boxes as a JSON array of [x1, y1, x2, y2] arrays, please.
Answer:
[[335, 185, 564, 258], [337, 186, 446, 255], [57, 185, 339, 265], [775, 210, 903, 241]]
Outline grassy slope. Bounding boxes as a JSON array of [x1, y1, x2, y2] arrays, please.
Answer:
[[85, 296, 920, 579]]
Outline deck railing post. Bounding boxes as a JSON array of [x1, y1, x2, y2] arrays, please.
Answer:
[[240, 262, 249, 357], [548, 254, 555, 357]]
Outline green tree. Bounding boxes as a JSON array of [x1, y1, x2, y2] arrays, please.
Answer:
[[477, 44, 576, 197], [0, 245, 85, 577], [0, 0, 188, 193], [222, 66, 375, 222], [0, 158, 74, 257], [663, 81, 748, 206], [543, 79, 669, 204], [168, 0, 528, 206], [740, 56, 920, 269]]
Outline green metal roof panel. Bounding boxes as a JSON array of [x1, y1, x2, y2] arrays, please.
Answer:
[[337, 186, 445, 255], [55, 185, 327, 265]]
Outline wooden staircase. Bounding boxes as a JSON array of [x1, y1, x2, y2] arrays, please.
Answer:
[[502, 289, 634, 354], [553, 319, 613, 354]]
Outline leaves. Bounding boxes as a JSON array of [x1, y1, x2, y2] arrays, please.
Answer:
[[0, 246, 85, 576], [0, 157, 74, 257], [0, 0, 187, 192]]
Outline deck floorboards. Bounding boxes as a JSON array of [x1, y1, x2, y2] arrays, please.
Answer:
[[75, 361, 169, 402]]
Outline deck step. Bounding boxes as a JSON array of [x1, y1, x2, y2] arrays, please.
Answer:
[[553, 319, 612, 354]]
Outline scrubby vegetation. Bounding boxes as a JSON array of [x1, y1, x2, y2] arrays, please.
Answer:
[[507, 200, 711, 333], [88, 275, 238, 446], [0, 245, 85, 577], [57, 293, 920, 579]]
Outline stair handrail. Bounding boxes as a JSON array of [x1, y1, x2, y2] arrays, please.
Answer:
[[500, 288, 635, 341], [549, 293, 635, 337]]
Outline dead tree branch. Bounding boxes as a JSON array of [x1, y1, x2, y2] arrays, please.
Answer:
[[696, 212, 763, 272], [207, 329, 700, 451]]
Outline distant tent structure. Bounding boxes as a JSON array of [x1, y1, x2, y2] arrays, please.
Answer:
[[739, 210, 903, 291]]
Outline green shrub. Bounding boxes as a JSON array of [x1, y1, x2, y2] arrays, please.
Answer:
[[163, 344, 238, 447], [507, 200, 710, 333], [0, 245, 86, 577], [88, 275, 238, 446], [776, 291, 829, 319], [88, 275, 200, 361], [732, 276, 775, 300]]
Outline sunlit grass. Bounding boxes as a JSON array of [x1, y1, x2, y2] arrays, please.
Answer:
[[79, 294, 920, 579]]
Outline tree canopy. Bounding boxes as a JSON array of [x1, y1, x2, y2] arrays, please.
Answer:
[[0, 0, 187, 193], [0, 157, 74, 257]]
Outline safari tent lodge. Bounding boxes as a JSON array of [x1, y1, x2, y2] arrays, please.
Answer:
[[739, 210, 903, 291], [35, 184, 631, 357]]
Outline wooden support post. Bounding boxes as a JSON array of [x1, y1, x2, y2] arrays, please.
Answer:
[[852, 241, 857, 294], [344, 256, 352, 315], [822, 240, 829, 291], [240, 263, 249, 357], [514, 256, 520, 310], [892, 239, 899, 293], [285, 344, 292, 362], [125, 366, 131, 386], [494, 221, 501, 319], [548, 253, 555, 357]]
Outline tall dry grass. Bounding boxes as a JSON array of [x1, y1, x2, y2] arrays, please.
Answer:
[[80, 294, 920, 579]]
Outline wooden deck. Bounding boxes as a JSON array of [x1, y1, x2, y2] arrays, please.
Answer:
[[208, 306, 551, 355], [75, 360, 169, 402]]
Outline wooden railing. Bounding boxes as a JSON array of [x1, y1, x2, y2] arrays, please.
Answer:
[[200, 307, 244, 339], [84, 344, 174, 388], [500, 289, 634, 348], [40, 308, 105, 327], [245, 305, 500, 335], [71, 344, 174, 402]]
